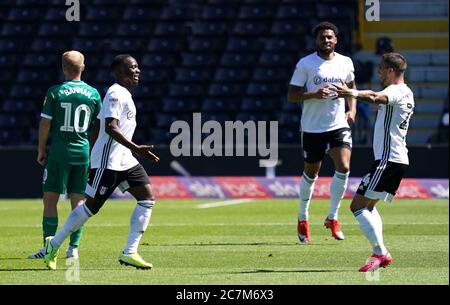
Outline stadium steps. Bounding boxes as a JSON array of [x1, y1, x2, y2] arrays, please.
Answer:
[[358, 0, 449, 51]]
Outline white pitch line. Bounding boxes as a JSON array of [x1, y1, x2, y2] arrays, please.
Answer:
[[197, 199, 254, 209]]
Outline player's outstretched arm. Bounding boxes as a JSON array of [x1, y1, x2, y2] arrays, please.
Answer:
[[287, 85, 333, 103], [105, 117, 160, 162], [332, 81, 389, 105], [37, 117, 51, 166]]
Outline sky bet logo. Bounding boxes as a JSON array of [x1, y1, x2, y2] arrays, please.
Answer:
[[313, 76, 343, 86]]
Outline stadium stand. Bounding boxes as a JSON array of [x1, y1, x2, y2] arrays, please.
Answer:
[[0, 0, 447, 147]]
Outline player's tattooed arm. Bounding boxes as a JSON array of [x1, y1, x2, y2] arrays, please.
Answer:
[[332, 81, 389, 105], [287, 85, 334, 102], [105, 117, 160, 162]]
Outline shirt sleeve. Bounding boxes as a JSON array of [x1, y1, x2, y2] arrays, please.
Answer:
[[102, 90, 123, 120], [289, 59, 307, 87], [345, 58, 355, 83], [381, 86, 403, 105], [40, 88, 55, 120]]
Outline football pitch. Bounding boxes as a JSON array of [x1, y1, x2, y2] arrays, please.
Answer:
[[0, 198, 448, 285]]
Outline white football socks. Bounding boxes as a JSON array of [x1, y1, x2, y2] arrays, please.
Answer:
[[298, 172, 317, 221], [123, 200, 155, 255], [51, 204, 92, 248], [328, 171, 349, 220], [354, 208, 387, 255]]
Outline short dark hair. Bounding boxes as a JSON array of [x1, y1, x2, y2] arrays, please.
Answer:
[[111, 54, 132, 71], [381, 52, 407, 76], [313, 21, 339, 38]]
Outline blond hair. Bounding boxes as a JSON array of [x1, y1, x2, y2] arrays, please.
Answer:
[[62, 50, 85, 76]]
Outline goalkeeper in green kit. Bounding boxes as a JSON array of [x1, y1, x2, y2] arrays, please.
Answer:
[[28, 51, 102, 259]]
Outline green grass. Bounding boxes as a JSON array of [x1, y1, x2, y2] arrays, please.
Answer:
[[0, 198, 448, 285]]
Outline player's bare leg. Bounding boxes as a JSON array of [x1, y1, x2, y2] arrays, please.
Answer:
[[351, 194, 392, 271], [325, 147, 351, 240], [297, 161, 320, 244], [119, 184, 155, 269]]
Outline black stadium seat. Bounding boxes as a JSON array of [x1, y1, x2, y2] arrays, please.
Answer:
[[0, 0, 361, 146]]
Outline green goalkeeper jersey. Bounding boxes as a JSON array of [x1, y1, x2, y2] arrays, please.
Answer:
[[41, 80, 102, 165]]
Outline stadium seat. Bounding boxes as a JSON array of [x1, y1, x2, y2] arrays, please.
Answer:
[[72, 38, 107, 52], [134, 84, 165, 98], [238, 5, 274, 19], [226, 37, 263, 51], [0, 69, 15, 83], [0, 129, 27, 145], [200, 113, 232, 124], [31, 38, 68, 52], [235, 112, 271, 122], [139, 68, 171, 83], [263, 37, 302, 52], [79, 22, 116, 37], [190, 21, 228, 35], [2, 99, 37, 113], [168, 83, 205, 97], [277, 4, 316, 18], [124, 5, 162, 20], [117, 22, 153, 36], [252, 67, 290, 81], [38, 23, 73, 36], [1, 23, 34, 36], [0, 113, 33, 127], [17, 68, 52, 83], [220, 53, 256, 67], [0, 38, 24, 52], [44, 8, 67, 20], [241, 98, 275, 111], [23, 54, 57, 67], [259, 52, 296, 67], [188, 37, 225, 52], [148, 128, 172, 144], [233, 21, 269, 36], [9, 85, 44, 99], [160, 6, 197, 20], [162, 98, 200, 113], [246, 82, 284, 97], [148, 38, 184, 52], [201, 97, 240, 112], [85, 6, 123, 20], [276, 111, 301, 128], [278, 127, 300, 143], [110, 38, 146, 52], [175, 68, 212, 82], [141, 53, 176, 67], [200, 5, 236, 20], [155, 113, 192, 128], [0, 54, 18, 67], [154, 22, 189, 36], [208, 83, 244, 97], [271, 21, 307, 35], [214, 68, 251, 82], [7, 8, 41, 20], [94, 69, 114, 84], [181, 52, 217, 67]]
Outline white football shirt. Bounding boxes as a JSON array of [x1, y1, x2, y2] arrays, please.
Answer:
[[290, 52, 355, 133], [90, 83, 139, 171], [373, 83, 414, 165]]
